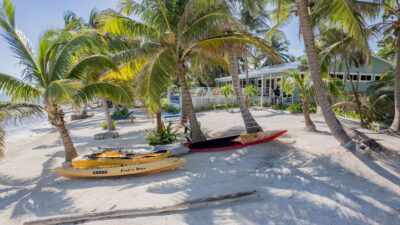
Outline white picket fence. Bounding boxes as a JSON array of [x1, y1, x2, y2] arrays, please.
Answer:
[[168, 87, 282, 110]]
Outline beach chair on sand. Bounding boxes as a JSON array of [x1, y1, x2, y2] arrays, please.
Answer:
[[111, 111, 136, 123]]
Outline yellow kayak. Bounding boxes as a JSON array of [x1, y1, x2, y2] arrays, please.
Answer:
[[71, 150, 170, 168], [54, 157, 185, 178]]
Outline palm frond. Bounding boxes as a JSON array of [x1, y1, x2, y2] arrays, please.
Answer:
[[78, 81, 133, 106], [66, 55, 118, 80], [0, 73, 41, 101], [45, 79, 80, 105]]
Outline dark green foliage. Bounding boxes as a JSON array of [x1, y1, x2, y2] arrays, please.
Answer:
[[271, 103, 287, 110], [112, 107, 129, 117], [161, 101, 180, 114], [145, 122, 178, 145], [287, 103, 302, 114]]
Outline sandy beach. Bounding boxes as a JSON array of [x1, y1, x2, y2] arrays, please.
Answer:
[[1, 108, 399, 225]]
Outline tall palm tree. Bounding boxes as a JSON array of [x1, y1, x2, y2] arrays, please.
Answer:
[[270, 0, 375, 146], [100, 0, 279, 140], [0, 102, 42, 159], [319, 26, 371, 128], [0, 0, 130, 164], [372, 0, 400, 133], [281, 72, 316, 131]]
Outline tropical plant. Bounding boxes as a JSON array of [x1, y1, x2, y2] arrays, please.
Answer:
[[0, 102, 43, 158], [319, 26, 371, 128], [145, 122, 178, 145], [0, 0, 131, 164], [281, 72, 316, 131], [372, 0, 400, 133], [220, 84, 234, 111], [243, 85, 258, 107], [100, 0, 279, 140], [270, 0, 377, 146], [100, 120, 117, 130]]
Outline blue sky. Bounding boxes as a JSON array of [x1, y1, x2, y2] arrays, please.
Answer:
[[0, 0, 379, 79]]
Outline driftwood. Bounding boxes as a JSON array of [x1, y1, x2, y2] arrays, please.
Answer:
[[24, 190, 259, 225]]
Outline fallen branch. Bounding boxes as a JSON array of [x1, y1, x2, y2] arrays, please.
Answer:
[[24, 190, 259, 225]]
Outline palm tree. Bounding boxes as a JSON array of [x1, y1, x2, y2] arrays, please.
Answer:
[[0, 0, 130, 164], [0, 102, 42, 159], [220, 84, 234, 110], [100, 0, 279, 140], [319, 26, 371, 128], [372, 0, 400, 133], [281, 72, 317, 131]]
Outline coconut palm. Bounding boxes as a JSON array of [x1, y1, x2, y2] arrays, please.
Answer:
[[269, 0, 377, 146], [372, 0, 400, 132], [100, 0, 279, 140], [319, 26, 371, 128], [243, 85, 258, 107], [220, 84, 234, 110], [0, 0, 130, 164], [0, 102, 42, 159]]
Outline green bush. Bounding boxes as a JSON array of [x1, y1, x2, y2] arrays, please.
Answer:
[[162, 101, 180, 114], [272, 102, 288, 110], [287, 103, 303, 114], [333, 108, 360, 120], [112, 110, 129, 117], [100, 121, 117, 130], [145, 122, 178, 145], [367, 122, 380, 132]]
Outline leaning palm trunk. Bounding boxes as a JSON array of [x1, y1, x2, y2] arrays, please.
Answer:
[[390, 37, 400, 132], [177, 62, 205, 142], [295, 0, 352, 146], [80, 103, 88, 117], [345, 60, 367, 128], [156, 110, 163, 136], [303, 99, 316, 132], [101, 97, 115, 130], [229, 48, 262, 133], [180, 100, 188, 125], [46, 104, 78, 164]]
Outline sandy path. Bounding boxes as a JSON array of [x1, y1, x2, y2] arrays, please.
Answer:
[[1, 108, 399, 225]]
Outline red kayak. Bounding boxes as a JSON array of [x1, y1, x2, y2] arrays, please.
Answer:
[[185, 130, 287, 153]]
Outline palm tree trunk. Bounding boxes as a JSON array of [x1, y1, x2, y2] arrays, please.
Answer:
[[102, 97, 115, 130], [245, 53, 249, 86], [156, 110, 163, 136], [390, 37, 400, 132], [345, 59, 367, 128], [229, 48, 262, 133], [177, 61, 205, 142], [180, 102, 188, 125], [47, 104, 78, 164], [58, 121, 78, 163], [295, 0, 352, 146], [80, 103, 88, 117], [303, 99, 316, 132]]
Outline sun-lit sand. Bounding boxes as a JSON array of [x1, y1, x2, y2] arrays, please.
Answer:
[[1, 108, 399, 224]]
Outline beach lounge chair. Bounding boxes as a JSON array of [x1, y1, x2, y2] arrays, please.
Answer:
[[111, 111, 136, 123]]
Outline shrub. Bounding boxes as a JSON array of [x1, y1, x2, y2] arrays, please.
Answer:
[[145, 122, 178, 145], [100, 121, 117, 130], [112, 107, 129, 117], [162, 101, 180, 114], [272, 102, 287, 110], [287, 103, 303, 114], [333, 108, 360, 120], [367, 122, 380, 132]]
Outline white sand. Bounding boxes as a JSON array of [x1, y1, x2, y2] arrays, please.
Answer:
[[1, 108, 399, 225]]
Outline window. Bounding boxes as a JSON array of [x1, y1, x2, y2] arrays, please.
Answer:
[[375, 76, 381, 81], [337, 74, 343, 80], [330, 74, 336, 78]]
